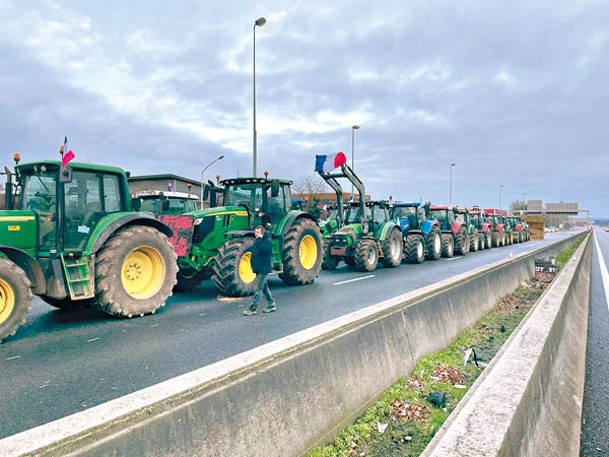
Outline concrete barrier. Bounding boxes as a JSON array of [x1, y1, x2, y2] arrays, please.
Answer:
[[0, 234, 584, 457], [422, 232, 591, 457]]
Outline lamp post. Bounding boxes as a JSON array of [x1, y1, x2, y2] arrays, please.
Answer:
[[350, 125, 360, 197], [449, 163, 456, 206], [499, 184, 504, 210], [523, 192, 527, 212], [252, 16, 266, 177], [201, 155, 224, 207]]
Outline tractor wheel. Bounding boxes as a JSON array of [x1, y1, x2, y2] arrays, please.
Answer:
[[174, 268, 209, 292], [322, 239, 339, 270], [455, 226, 469, 255], [491, 231, 501, 247], [354, 240, 379, 272], [41, 296, 94, 311], [425, 227, 442, 260], [470, 228, 479, 252], [441, 234, 454, 258], [95, 226, 178, 317], [0, 258, 32, 342], [280, 218, 323, 285], [381, 228, 403, 268], [404, 234, 425, 264], [484, 231, 491, 249], [212, 237, 257, 296]]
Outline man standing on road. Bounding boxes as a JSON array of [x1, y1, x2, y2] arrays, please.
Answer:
[[243, 225, 276, 315]]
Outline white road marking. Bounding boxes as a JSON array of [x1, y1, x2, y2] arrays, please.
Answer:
[[150, 324, 160, 328], [594, 234, 609, 312], [333, 275, 376, 285], [87, 337, 101, 342], [6, 355, 20, 361], [446, 256, 462, 261]]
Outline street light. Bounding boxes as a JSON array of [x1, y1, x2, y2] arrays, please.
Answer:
[[252, 16, 266, 177], [201, 155, 224, 206], [499, 184, 504, 210], [449, 163, 456, 206], [351, 125, 360, 197]]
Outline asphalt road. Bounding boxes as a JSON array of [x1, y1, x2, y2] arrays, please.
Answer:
[[580, 230, 609, 456], [0, 233, 571, 439]]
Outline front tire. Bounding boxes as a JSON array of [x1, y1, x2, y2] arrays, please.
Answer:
[[95, 226, 178, 317], [212, 237, 257, 297], [426, 227, 442, 260], [381, 228, 403, 268], [470, 228, 479, 252], [322, 239, 339, 270], [404, 234, 425, 264], [354, 240, 379, 272], [0, 258, 33, 342], [280, 218, 323, 285]]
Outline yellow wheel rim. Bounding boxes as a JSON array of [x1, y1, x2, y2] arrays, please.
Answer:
[[0, 278, 15, 324], [239, 252, 256, 284], [121, 247, 166, 299], [299, 234, 318, 270]]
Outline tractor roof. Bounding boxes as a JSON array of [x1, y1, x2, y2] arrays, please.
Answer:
[[135, 190, 199, 200], [17, 160, 127, 176], [391, 202, 420, 207], [429, 205, 451, 210], [220, 177, 293, 186]]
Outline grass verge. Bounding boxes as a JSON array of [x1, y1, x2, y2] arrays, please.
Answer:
[[307, 235, 586, 457]]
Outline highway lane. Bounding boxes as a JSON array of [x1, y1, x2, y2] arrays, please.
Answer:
[[0, 233, 571, 439], [580, 230, 609, 456]]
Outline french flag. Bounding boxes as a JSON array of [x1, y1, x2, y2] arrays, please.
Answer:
[[314, 151, 347, 173]]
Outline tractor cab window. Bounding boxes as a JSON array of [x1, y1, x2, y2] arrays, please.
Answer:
[[267, 184, 288, 224], [455, 213, 465, 223], [64, 171, 123, 250], [345, 205, 364, 224], [371, 205, 388, 224], [22, 168, 58, 249]]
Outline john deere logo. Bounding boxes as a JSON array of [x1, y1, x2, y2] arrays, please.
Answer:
[[8, 225, 20, 231]]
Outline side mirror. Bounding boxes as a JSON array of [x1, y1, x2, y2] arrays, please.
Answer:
[[59, 165, 73, 183], [271, 181, 280, 198], [132, 197, 142, 212]]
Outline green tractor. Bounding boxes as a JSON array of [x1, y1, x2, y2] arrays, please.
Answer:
[[0, 154, 179, 342], [174, 174, 323, 296], [315, 153, 403, 272], [453, 207, 480, 252]]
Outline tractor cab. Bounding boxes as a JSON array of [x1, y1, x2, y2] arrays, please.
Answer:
[[221, 176, 292, 229], [427, 205, 456, 232], [390, 203, 425, 232], [12, 161, 129, 255]]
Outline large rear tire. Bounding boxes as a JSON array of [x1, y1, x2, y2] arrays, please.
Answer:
[[381, 228, 403, 268], [404, 234, 425, 264], [0, 258, 32, 342], [425, 227, 442, 260], [212, 237, 257, 297], [280, 218, 323, 285], [441, 234, 454, 258], [491, 231, 501, 247], [455, 226, 469, 255], [95, 226, 178, 317], [354, 240, 379, 272]]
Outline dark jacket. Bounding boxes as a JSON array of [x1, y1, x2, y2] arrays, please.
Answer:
[[251, 232, 273, 274]]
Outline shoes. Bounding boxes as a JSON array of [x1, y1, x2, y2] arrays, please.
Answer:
[[262, 304, 276, 313], [243, 306, 257, 316]]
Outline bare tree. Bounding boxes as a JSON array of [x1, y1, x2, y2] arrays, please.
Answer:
[[511, 200, 527, 212], [292, 175, 331, 194]]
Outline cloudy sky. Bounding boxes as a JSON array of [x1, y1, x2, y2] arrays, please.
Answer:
[[1, 0, 608, 216]]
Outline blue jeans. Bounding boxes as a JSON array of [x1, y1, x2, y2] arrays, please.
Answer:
[[251, 273, 274, 308]]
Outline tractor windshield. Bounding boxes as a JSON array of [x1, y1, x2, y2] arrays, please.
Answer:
[[455, 213, 466, 223], [428, 209, 448, 223], [224, 184, 264, 210], [345, 205, 368, 224], [392, 206, 416, 219]]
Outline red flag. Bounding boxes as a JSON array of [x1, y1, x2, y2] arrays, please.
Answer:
[[62, 149, 75, 167]]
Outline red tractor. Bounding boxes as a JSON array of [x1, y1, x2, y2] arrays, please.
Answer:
[[426, 205, 469, 257], [467, 206, 493, 250], [483, 209, 509, 247]]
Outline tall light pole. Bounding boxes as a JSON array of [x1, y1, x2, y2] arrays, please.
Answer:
[[449, 163, 456, 206], [201, 155, 224, 207], [351, 125, 360, 197], [252, 16, 266, 177], [499, 184, 504, 210], [523, 192, 527, 212]]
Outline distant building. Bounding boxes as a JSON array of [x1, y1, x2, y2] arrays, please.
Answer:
[[524, 200, 581, 228]]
